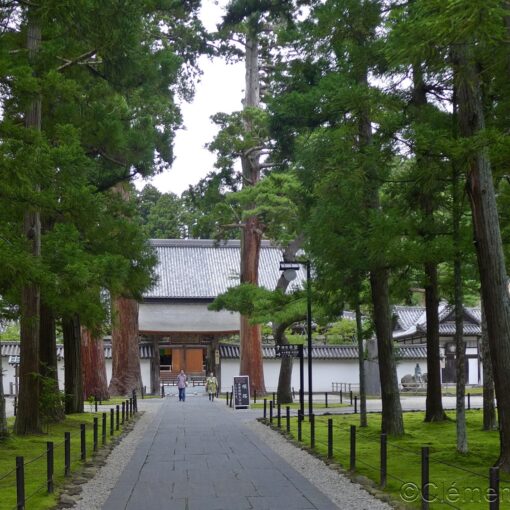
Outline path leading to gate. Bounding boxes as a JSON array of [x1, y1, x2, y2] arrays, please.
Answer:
[[102, 397, 340, 510]]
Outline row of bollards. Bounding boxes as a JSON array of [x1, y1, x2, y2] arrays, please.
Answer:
[[15, 395, 137, 510], [263, 404, 500, 510]]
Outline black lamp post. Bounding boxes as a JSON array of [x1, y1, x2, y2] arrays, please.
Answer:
[[280, 260, 313, 419]]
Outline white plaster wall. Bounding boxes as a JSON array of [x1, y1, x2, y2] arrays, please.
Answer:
[[220, 359, 360, 393], [396, 360, 424, 383], [140, 360, 151, 392]]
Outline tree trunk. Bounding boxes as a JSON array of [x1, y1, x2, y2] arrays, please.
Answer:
[[356, 298, 367, 427], [150, 336, 160, 395], [109, 296, 142, 396], [0, 355, 7, 437], [424, 262, 446, 422], [14, 17, 42, 435], [481, 302, 497, 431], [81, 327, 109, 401], [453, 148, 467, 452], [370, 269, 404, 436], [274, 235, 304, 403], [358, 54, 403, 436], [454, 43, 510, 470], [410, 63, 445, 422], [239, 27, 265, 396], [39, 301, 64, 422], [62, 314, 83, 414], [274, 322, 293, 404]]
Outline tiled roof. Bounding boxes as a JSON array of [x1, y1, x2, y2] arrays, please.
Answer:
[[144, 239, 306, 299], [1, 341, 153, 360], [219, 343, 427, 359], [393, 304, 481, 340]]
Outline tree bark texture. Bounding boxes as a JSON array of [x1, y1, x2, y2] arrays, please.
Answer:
[[15, 18, 42, 435], [274, 236, 304, 404], [81, 327, 109, 401], [356, 299, 367, 427], [453, 154, 467, 452], [358, 57, 403, 436], [63, 315, 83, 414], [481, 302, 497, 431], [370, 269, 404, 436], [424, 262, 446, 422], [150, 336, 160, 395], [39, 301, 64, 421], [454, 43, 510, 469], [411, 65, 445, 423], [239, 27, 266, 396], [0, 355, 7, 437], [274, 322, 293, 404], [108, 296, 142, 396]]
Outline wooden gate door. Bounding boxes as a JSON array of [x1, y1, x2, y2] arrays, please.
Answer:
[[172, 349, 184, 372]]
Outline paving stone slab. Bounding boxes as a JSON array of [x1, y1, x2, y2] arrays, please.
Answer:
[[102, 398, 339, 510]]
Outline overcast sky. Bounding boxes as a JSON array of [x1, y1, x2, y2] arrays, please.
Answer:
[[135, 0, 244, 196]]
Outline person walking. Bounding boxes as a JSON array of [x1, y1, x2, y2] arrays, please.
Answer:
[[206, 372, 218, 402], [176, 369, 187, 402]]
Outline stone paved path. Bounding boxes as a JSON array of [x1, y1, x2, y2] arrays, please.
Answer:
[[102, 397, 339, 510]]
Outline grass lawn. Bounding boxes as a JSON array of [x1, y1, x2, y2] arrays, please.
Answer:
[[0, 409, 130, 510], [275, 410, 508, 509], [250, 401, 349, 410]]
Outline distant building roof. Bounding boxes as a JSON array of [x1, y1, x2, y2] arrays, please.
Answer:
[[1, 341, 153, 360], [144, 239, 305, 300], [219, 343, 427, 360], [393, 304, 481, 341]]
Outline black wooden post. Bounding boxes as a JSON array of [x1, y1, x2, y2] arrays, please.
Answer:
[[129, 398, 133, 417], [325, 392, 328, 408], [310, 413, 315, 449], [350, 425, 356, 471], [269, 401, 273, 424], [350, 390, 353, 405], [468, 393, 471, 410], [102, 412, 107, 445], [161, 385, 165, 397], [327, 418, 333, 459], [116, 405, 120, 431], [340, 389, 343, 404], [16, 456, 24, 510], [225, 392, 228, 405], [47, 442, 54, 493], [80, 423, 86, 461], [126, 399, 130, 419], [263, 399, 267, 420], [93, 417, 98, 452], [380, 433, 387, 488], [489, 466, 499, 510], [354, 396, 358, 414], [254, 390, 257, 404], [277, 403, 282, 428], [110, 408, 114, 436], [64, 432, 71, 476], [421, 446, 429, 510], [298, 414, 302, 442], [286, 406, 290, 433], [94, 396, 98, 413], [122, 402, 125, 424]]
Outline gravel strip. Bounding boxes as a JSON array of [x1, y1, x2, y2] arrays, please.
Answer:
[[69, 400, 163, 510], [67, 400, 394, 510], [246, 419, 394, 510]]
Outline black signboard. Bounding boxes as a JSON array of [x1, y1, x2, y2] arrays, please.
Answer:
[[275, 344, 301, 358], [233, 375, 250, 409]]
